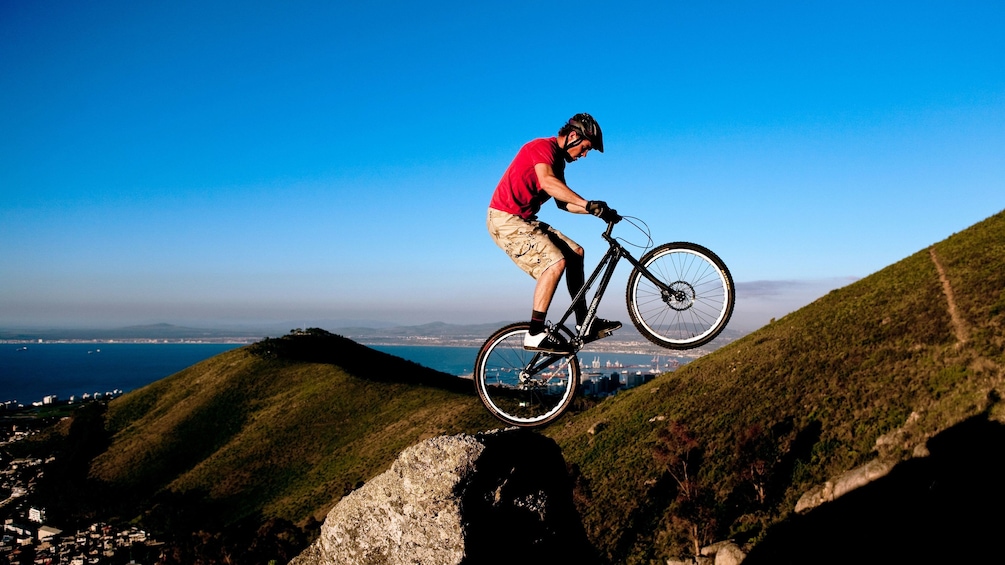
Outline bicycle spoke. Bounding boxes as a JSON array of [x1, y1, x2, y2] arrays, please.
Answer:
[[627, 243, 734, 349], [474, 323, 580, 427]]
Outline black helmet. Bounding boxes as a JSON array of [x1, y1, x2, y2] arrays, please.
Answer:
[[566, 113, 604, 153]]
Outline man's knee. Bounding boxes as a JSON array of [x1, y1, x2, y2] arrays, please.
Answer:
[[541, 258, 566, 278], [565, 248, 584, 268]]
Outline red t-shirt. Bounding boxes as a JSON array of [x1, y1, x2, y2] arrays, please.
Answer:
[[489, 137, 567, 219]]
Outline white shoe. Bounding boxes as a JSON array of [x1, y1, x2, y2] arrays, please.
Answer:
[[523, 331, 572, 353]]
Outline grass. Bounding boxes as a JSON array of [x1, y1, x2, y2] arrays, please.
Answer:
[[87, 330, 498, 527], [545, 208, 1005, 562]]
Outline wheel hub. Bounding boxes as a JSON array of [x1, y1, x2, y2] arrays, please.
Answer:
[[663, 281, 696, 311]]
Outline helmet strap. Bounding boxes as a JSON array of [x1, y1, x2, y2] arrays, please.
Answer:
[[561, 130, 584, 163]]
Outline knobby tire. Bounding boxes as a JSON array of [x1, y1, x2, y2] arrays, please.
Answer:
[[626, 242, 735, 349], [473, 322, 580, 428]]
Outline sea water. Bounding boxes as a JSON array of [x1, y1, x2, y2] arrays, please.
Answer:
[[1, 342, 681, 406], [0, 343, 242, 405]]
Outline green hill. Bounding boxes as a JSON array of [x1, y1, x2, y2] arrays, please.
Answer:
[[86, 330, 498, 529], [544, 209, 1005, 562]]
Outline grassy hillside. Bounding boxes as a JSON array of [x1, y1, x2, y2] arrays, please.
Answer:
[[545, 209, 1005, 562], [31, 210, 1004, 563], [88, 330, 498, 527]]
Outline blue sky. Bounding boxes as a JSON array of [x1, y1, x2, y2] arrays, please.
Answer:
[[2, 1, 1002, 332]]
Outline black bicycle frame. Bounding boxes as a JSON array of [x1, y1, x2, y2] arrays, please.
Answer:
[[553, 220, 669, 345]]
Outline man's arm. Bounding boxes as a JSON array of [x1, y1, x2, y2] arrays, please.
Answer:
[[535, 162, 589, 214]]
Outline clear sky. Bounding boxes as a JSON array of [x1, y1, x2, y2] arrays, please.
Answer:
[[2, 1, 1003, 332]]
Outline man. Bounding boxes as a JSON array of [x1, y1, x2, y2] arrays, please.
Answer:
[[487, 113, 622, 353]]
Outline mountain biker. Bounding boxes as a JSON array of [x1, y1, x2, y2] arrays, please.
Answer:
[[487, 113, 622, 353]]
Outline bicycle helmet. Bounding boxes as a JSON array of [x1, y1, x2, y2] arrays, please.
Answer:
[[564, 113, 604, 153]]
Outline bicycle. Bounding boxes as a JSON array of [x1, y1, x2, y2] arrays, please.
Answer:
[[474, 215, 735, 428]]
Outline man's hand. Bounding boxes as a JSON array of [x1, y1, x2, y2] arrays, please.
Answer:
[[587, 200, 621, 223]]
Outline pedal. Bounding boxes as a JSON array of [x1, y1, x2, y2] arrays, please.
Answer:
[[579, 320, 621, 344]]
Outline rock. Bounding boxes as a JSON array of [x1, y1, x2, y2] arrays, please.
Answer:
[[741, 417, 1005, 564], [713, 542, 746, 565], [666, 556, 712, 565], [700, 540, 732, 556], [794, 458, 892, 513], [290, 429, 596, 565], [693, 540, 746, 565]]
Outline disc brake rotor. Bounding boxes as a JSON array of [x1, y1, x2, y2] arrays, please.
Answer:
[[664, 281, 696, 311]]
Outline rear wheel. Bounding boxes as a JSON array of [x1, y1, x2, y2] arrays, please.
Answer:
[[474, 322, 580, 428], [626, 242, 734, 349]]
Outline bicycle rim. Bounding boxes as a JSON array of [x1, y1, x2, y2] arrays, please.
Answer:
[[474, 323, 579, 427], [626, 242, 734, 349]]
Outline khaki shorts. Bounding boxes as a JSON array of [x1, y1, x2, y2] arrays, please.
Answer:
[[487, 208, 582, 280]]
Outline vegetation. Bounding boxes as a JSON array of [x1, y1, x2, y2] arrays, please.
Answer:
[[545, 209, 1005, 562], [23, 329, 496, 562], [22, 209, 1005, 563], [90, 329, 497, 525]]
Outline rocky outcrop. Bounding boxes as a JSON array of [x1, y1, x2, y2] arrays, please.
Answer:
[[666, 540, 747, 565], [290, 430, 596, 565], [793, 458, 893, 513], [741, 416, 1005, 564], [794, 411, 930, 513]]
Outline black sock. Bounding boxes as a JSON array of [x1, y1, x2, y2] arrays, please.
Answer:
[[530, 310, 547, 335]]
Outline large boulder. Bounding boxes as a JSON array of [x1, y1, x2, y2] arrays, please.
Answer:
[[290, 429, 597, 565]]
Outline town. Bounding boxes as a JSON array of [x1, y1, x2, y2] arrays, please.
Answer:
[[1, 399, 163, 565]]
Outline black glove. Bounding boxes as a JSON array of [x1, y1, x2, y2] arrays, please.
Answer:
[[586, 200, 621, 223]]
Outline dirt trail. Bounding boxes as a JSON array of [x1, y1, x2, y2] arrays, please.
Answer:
[[929, 248, 968, 345]]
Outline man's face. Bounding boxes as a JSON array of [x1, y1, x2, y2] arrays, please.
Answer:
[[567, 134, 593, 161]]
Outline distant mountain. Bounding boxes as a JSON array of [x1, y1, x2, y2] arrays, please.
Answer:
[[0, 323, 264, 341], [332, 320, 747, 352], [329, 320, 512, 345], [0, 318, 747, 350]]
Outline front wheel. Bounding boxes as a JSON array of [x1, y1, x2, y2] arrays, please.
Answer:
[[626, 242, 735, 349], [474, 322, 580, 428]]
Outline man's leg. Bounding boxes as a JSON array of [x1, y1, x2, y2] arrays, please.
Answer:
[[529, 258, 565, 336], [561, 243, 621, 340], [486, 210, 577, 352], [564, 247, 587, 326], [533, 258, 566, 315], [524, 259, 573, 351]]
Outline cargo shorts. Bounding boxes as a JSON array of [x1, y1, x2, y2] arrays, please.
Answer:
[[487, 208, 582, 280]]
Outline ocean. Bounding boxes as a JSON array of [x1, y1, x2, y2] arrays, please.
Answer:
[[1, 343, 242, 405], [1, 342, 681, 405]]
